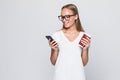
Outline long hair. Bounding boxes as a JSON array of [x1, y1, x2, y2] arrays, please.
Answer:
[[61, 4, 84, 32]]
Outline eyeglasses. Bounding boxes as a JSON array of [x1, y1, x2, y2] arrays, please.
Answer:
[[58, 14, 75, 21]]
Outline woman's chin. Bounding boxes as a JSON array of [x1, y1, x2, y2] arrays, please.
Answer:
[[63, 26, 70, 29]]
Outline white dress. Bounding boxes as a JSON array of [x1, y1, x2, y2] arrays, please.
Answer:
[[51, 30, 86, 80]]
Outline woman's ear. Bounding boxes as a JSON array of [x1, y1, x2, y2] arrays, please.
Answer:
[[75, 14, 78, 20]]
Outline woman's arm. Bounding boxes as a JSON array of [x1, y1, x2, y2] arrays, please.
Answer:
[[50, 49, 59, 65], [48, 40, 59, 65], [81, 48, 89, 66], [81, 37, 91, 66]]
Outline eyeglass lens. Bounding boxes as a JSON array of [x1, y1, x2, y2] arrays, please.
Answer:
[[58, 15, 75, 21]]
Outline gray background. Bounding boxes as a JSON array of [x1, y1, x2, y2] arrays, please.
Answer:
[[0, 0, 120, 80]]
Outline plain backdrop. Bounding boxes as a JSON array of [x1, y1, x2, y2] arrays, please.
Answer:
[[0, 0, 120, 80]]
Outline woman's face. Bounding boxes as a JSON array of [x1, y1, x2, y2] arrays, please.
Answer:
[[60, 8, 77, 28]]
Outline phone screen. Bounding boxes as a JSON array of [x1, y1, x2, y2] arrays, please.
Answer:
[[45, 36, 53, 42]]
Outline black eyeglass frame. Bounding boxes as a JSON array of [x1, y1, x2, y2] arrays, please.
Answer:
[[58, 14, 76, 21]]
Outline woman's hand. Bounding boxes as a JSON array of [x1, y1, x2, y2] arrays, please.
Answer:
[[81, 37, 91, 49], [48, 40, 59, 51]]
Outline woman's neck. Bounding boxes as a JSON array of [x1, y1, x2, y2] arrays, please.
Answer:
[[62, 25, 78, 33]]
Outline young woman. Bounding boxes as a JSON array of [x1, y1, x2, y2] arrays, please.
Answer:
[[48, 4, 91, 80]]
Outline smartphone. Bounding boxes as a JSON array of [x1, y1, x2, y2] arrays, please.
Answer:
[[45, 35, 54, 42]]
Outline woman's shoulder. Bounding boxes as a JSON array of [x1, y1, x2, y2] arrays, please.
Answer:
[[80, 31, 90, 34], [50, 29, 62, 42]]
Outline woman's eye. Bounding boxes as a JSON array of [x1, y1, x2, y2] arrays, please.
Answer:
[[66, 15, 70, 18]]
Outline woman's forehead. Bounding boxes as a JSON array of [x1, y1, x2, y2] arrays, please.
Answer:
[[61, 8, 74, 15]]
